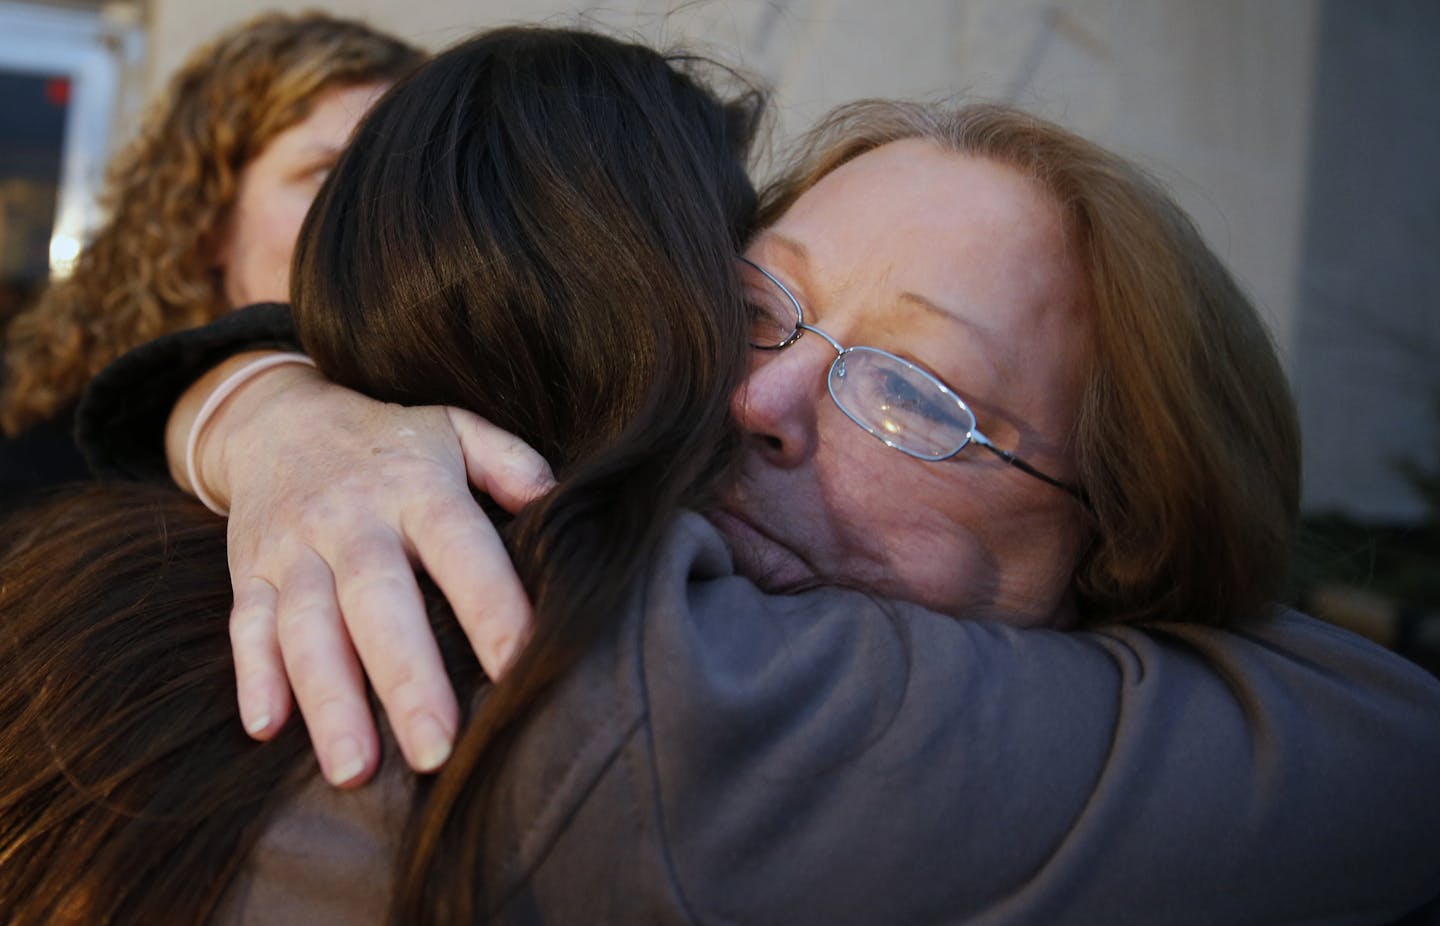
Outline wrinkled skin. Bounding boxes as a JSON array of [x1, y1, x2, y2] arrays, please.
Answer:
[[716, 140, 1091, 627]]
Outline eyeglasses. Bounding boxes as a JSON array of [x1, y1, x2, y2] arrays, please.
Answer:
[[740, 257, 1085, 501]]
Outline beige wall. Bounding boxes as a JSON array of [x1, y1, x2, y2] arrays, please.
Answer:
[[952, 0, 1319, 368]]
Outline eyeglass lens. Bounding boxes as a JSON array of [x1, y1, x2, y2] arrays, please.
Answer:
[[829, 349, 975, 460], [738, 257, 1085, 499], [741, 259, 977, 459]]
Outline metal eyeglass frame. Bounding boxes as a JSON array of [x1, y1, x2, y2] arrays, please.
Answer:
[[740, 257, 1086, 502]]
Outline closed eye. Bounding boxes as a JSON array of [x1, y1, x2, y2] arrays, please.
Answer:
[[879, 369, 955, 422]]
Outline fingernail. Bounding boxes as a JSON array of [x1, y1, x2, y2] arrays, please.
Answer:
[[243, 711, 271, 736], [412, 713, 453, 772], [327, 736, 367, 786]]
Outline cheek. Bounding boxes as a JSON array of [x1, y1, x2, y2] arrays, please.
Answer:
[[812, 439, 997, 613], [888, 474, 1082, 625], [274, 188, 318, 243], [868, 498, 998, 617], [252, 188, 314, 260], [224, 187, 313, 304]]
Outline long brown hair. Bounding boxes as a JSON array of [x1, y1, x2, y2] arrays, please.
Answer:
[[289, 28, 760, 919], [759, 101, 1301, 627], [0, 486, 310, 923], [0, 11, 422, 436], [0, 26, 761, 925]]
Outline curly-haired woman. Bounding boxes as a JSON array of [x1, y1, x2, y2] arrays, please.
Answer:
[[0, 11, 421, 508]]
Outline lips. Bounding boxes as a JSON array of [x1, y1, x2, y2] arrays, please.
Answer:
[[704, 506, 817, 590]]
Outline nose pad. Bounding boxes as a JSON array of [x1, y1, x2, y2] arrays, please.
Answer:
[[730, 345, 827, 468]]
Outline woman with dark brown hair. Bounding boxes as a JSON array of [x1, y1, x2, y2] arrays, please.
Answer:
[[54, 88, 1440, 926], [0, 11, 421, 509]]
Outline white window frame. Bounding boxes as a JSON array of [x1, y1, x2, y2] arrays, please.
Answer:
[[0, 1, 144, 276]]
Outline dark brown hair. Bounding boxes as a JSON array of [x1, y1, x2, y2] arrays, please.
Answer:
[[0, 485, 309, 922], [0, 11, 423, 436], [759, 101, 1301, 627], [0, 26, 761, 924], [291, 26, 761, 921]]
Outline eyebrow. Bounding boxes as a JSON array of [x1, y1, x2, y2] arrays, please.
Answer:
[[756, 232, 812, 266], [898, 289, 972, 329], [762, 233, 978, 327], [760, 231, 999, 362], [897, 289, 1005, 383]]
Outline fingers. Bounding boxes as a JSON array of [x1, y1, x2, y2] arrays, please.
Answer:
[[403, 488, 531, 682], [274, 547, 378, 788], [447, 407, 556, 513], [230, 575, 291, 740], [330, 526, 459, 774], [217, 394, 551, 784]]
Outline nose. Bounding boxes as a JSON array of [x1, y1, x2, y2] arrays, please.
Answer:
[[730, 340, 831, 469]]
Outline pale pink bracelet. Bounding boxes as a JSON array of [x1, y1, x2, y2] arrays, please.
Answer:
[[184, 352, 317, 516]]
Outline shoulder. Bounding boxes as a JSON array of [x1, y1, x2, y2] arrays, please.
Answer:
[[492, 519, 1440, 923], [630, 533, 1440, 923], [215, 754, 411, 926]]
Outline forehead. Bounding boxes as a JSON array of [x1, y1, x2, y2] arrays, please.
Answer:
[[258, 82, 389, 161], [755, 139, 1090, 433], [777, 140, 1082, 332], [769, 139, 1075, 306]]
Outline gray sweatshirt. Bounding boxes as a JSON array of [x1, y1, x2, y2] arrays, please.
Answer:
[[219, 513, 1440, 925]]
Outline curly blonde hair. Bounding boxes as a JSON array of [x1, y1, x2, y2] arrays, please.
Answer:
[[0, 11, 422, 436]]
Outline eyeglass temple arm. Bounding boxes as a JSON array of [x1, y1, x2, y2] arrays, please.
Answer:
[[973, 438, 1092, 507]]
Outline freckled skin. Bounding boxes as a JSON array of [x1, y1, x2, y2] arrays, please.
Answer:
[[718, 140, 1091, 627]]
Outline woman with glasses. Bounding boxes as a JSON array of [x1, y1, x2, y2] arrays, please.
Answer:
[[56, 85, 1440, 926]]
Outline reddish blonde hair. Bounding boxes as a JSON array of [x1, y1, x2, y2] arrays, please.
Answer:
[[0, 11, 421, 436], [760, 101, 1301, 626]]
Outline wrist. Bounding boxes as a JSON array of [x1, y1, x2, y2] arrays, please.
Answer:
[[178, 352, 320, 514]]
